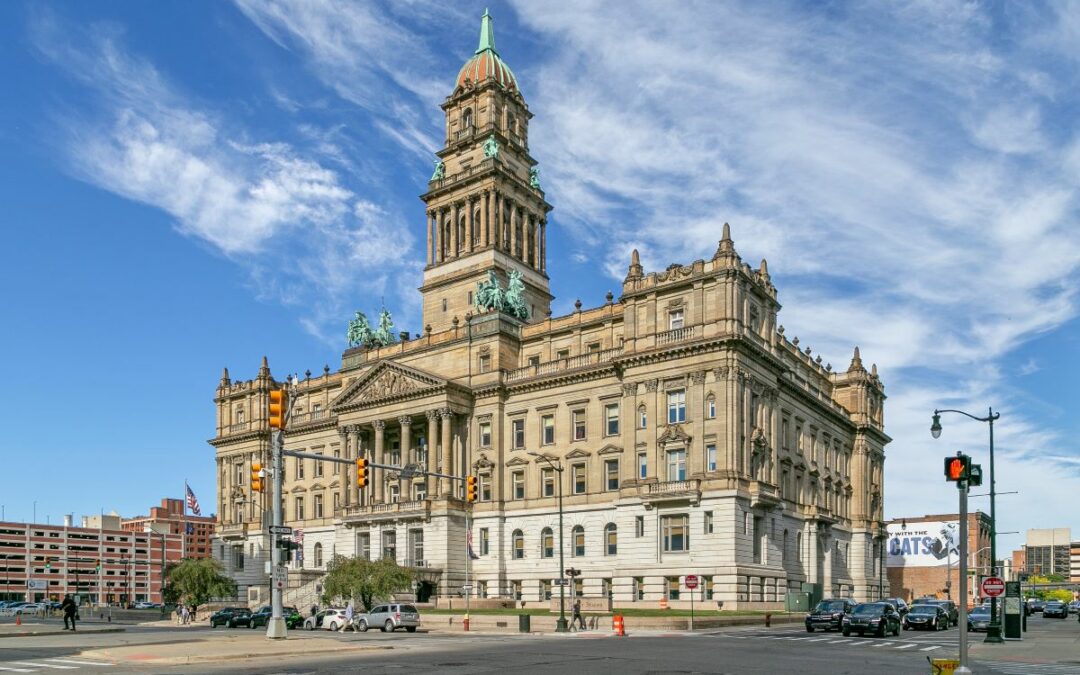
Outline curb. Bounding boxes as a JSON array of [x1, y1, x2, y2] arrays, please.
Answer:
[[79, 643, 391, 665], [0, 628, 126, 639]]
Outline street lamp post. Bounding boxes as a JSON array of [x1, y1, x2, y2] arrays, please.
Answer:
[[931, 407, 1003, 644], [529, 452, 568, 632]]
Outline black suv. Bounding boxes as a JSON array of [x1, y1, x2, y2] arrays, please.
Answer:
[[902, 604, 949, 631], [248, 605, 304, 629], [842, 602, 902, 637], [805, 599, 856, 632], [209, 607, 252, 628], [910, 598, 958, 627]]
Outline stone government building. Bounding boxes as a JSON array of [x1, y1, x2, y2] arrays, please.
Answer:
[[210, 12, 890, 608]]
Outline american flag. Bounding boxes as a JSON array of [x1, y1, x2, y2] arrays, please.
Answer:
[[466, 528, 479, 560], [185, 483, 202, 516]]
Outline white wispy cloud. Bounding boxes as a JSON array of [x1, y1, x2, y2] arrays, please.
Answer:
[[30, 11, 414, 343]]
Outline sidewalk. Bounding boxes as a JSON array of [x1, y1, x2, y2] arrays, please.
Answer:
[[969, 629, 1080, 666], [78, 633, 391, 666], [0, 622, 125, 639]]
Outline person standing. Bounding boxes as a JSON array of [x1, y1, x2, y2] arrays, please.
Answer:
[[61, 595, 77, 631], [340, 603, 354, 632]]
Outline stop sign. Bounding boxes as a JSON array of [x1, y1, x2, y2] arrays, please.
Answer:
[[685, 574, 699, 589], [981, 576, 1005, 597]]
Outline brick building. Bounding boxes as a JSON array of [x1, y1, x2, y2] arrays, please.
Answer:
[[122, 498, 216, 559], [0, 515, 181, 605], [886, 511, 991, 607]]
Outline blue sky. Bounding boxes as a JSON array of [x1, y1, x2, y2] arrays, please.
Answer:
[[2, 1, 1078, 555]]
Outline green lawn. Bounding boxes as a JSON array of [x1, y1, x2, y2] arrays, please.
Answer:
[[424, 607, 793, 618]]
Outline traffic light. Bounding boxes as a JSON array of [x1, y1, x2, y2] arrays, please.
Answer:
[[356, 457, 369, 488], [968, 463, 983, 487], [268, 389, 287, 429], [94, 560, 101, 573], [465, 475, 478, 503], [251, 462, 264, 493], [44, 557, 52, 570], [944, 454, 970, 482]]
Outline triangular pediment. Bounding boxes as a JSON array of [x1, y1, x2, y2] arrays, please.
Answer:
[[507, 456, 531, 467], [596, 444, 622, 456], [566, 448, 591, 459], [332, 361, 448, 410]]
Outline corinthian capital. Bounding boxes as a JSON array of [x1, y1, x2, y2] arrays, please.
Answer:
[[373, 419, 386, 431], [398, 415, 413, 427]]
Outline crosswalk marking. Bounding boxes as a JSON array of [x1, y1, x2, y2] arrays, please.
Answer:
[[870, 642, 891, 647], [0, 667, 35, 673], [828, 639, 852, 643], [43, 661, 111, 667], [9, 663, 77, 670], [920, 646, 941, 652], [894, 644, 917, 649]]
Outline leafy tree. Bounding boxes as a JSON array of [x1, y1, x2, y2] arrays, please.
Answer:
[[321, 555, 415, 612], [166, 558, 236, 614]]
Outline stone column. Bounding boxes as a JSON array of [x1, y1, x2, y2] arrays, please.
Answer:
[[450, 203, 459, 256], [439, 408, 453, 497], [426, 410, 439, 497], [373, 420, 386, 504], [645, 379, 659, 479], [533, 216, 542, 270], [509, 203, 518, 259], [426, 212, 434, 266], [340, 427, 352, 508], [399, 416, 413, 501], [822, 532, 834, 597], [348, 426, 362, 506], [621, 383, 637, 484], [465, 199, 473, 253], [485, 190, 494, 247], [434, 211, 443, 264], [688, 371, 705, 477], [806, 522, 819, 588], [540, 220, 547, 273]]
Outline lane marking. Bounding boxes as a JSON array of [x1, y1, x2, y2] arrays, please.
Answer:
[[894, 643, 917, 649], [0, 667, 35, 673], [43, 661, 112, 667], [920, 646, 941, 652], [828, 639, 852, 643], [10, 661, 76, 669]]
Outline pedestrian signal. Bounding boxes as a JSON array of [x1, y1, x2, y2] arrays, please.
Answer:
[[268, 389, 287, 429], [251, 462, 264, 493], [944, 454, 970, 482], [466, 475, 478, 503], [356, 457, 369, 488]]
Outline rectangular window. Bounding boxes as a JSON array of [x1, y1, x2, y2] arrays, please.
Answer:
[[635, 515, 645, 538], [572, 464, 586, 494], [635, 576, 645, 601], [667, 576, 680, 600], [662, 514, 689, 552], [706, 444, 717, 472], [528, 355, 540, 367], [639, 407, 647, 429], [295, 458, 304, 480], [414, 482, 426, 501], [388, 484, 399, 503], [235, 463, 245, 486], [587, 342, 601, 353], [556, 349, 570, 359], [541, 414, 555, 445], [294, 497, 304, 521], [574, 578, 584, 598], [704, 575, 714, 600], [479, 353, 491, 373], [479, 528, 489, 556], [478, 580, 488, 598], [314, 494, 323, 519], [666, 449, 686, 481], [382, 530, 396, 561], [667, 390, 686, 424], [314, 452, 323, 478], [332, 492, 340, 514], [542, 580, 552, 600], [512, 470, 525, 500], [410, 529, 424, 566], [605, 404, 620, 436], [707, 397, 716, 419], [669, 308, 684, 330], [572, 410, 586, 441], [542, 468, 555, 497], [480, 474, 492, 502], [512, 419, 525, 449], [512, 580, 522, 600], [333, 446, 341, 474], [605, 459, 620, 491], [638, 451, 648, 479], [602, 577, 613, 599], [704, 511, 713, 534], [477, 421, 491, 448], [753, 516, 763, 563]]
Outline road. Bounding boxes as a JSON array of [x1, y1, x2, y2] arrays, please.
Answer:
[[0, 614, 1076, 674]]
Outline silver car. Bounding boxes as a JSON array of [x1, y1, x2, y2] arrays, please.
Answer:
[[357, 603, 420, 633]]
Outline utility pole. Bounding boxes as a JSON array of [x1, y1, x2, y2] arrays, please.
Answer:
[[957, 474, 971, 674], [267, 427, 286, 639]]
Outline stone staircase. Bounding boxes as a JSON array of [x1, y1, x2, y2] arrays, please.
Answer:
[[283, 572, 326, 611]]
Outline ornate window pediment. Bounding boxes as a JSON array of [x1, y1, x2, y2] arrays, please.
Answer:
[[472, 453, 495, 471], [506, 456, 530, 467], [596, 444, 622, 456], [565, 448, 591, 459], [657, 423, 692, 447]]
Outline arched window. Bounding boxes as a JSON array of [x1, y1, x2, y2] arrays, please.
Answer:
[[462, 107, 473, 130], [605, 523, 617, 556], [512, 530, 524, 559], [572, 525, 585, 557], [502, 211, 510, 250], [457, 214, 466, 253], [473, 207, 482, 245], [706, 394, 716, 419], [314, 542, 323, 568], [235, 406, 244, 425], [638, 404, 647, 429], [541, 527, 554, 558]]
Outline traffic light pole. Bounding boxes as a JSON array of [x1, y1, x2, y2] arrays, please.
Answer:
[[957, 477, 971, 675], [267, 428, 287, 640]]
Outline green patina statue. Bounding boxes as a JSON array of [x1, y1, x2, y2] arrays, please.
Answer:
[[483, 134, 499, 159], [474, 269, 528, 320], [529, 167, 541, 190], [346, 309, 397, 349], [430, 159, 445, 181]]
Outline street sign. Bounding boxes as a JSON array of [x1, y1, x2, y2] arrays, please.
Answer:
[[460, 584, 473, 591], [685, 574, 699, 590], [981, 576, 1005, 597], [553, 579, 569, 586], [269, 525, 292, 535], [26, 580, 47, 590], [271, 564, 288, 591]]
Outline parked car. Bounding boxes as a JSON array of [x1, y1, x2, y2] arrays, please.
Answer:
[[133, 602, 161, 609], [209, 607, 252, 628], [1029, 599, 1046, 613], [357, 603, 421, 633], [1043, 601, 1069, 619], [249, 605, 304, 629], [1067, 600, 1080, 615], [968, 605, 991, 632], [841, 602, 901, 637], [882, 597, 909, 617], [910, 598, 958, 627], [902, 604, 949, 631], [15, 603, 46, 615], [303, 608, 348, 631], [805, 599, 856, 632]]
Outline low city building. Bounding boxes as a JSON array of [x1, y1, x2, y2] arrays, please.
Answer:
[[1023, 528, 1072, 578], [0, 514, 181, 605], [122, 497, 216, 559], [886, 512, 992, 606]]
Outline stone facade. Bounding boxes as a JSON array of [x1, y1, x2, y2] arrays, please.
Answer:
[[209, 12, 889, 608]]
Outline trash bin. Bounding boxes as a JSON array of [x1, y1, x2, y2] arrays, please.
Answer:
[[518, 614, 531, 633]]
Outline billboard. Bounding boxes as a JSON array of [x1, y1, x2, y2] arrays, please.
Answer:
[[886, 520, 959, 568]]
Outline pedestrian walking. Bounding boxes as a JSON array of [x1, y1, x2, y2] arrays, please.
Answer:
[[572, 598, 586, 630], [311, 604, 318, 618], [175, 605, 183, 625], [340, 603, 354, 632], [61, 595, 77, 631], [181, 604, 190, 625]]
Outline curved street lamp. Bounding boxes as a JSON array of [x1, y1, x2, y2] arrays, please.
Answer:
[[930, 407, 1003, 644], [528, 452, 568, 633]]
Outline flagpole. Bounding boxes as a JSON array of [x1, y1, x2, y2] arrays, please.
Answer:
[[181, 481, 187, 560]]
